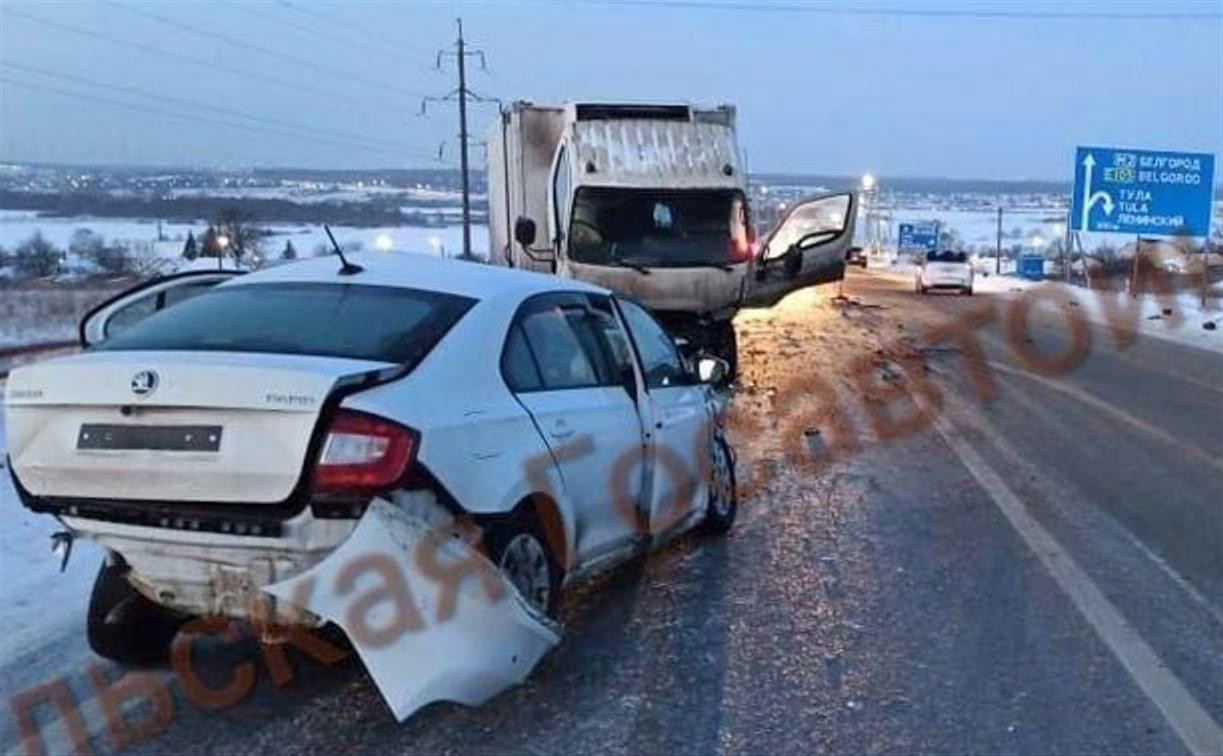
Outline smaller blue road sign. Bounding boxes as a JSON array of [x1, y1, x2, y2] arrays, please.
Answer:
[[898, 222, 939, 251]]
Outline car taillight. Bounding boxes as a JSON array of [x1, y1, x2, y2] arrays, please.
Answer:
[[312, 409, 416, 492]]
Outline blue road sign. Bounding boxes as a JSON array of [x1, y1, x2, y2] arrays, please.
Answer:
[[1069, 146, 1215, 237], [898, 222, 939, 251]]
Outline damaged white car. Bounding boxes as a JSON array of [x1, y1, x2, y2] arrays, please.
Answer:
[[3, 252, 737, 720]]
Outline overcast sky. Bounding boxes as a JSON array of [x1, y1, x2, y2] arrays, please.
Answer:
[[0, 0, 1219, 179]]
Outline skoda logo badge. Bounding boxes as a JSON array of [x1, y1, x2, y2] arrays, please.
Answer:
[[131, 370, 159, 397]]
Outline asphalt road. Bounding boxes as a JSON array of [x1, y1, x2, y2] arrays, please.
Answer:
[[1, 269, 1220, 755]]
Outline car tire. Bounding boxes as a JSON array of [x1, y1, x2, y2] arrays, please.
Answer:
[[485, 513, 563, 619], [713, 321, 737, 386], [87, 560, 188, 665], [701, 435, 737, 534]]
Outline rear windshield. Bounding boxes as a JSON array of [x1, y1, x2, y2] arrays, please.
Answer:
[[97, 282, 476, 364], [568, 187, 745, 267], [926, 250, 968, 263]]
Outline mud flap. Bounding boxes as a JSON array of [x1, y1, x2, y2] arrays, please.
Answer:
[[264, 500, 561, 721]]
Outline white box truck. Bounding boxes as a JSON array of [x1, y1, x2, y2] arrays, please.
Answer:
[[487, 101, 857, 379]]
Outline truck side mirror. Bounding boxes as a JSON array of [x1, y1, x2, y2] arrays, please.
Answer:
[[514, 217, 537, 247]]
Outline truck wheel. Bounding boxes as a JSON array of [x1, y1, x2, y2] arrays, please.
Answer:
[[713, 322, 738, 385], [87, 561, 188, 665]]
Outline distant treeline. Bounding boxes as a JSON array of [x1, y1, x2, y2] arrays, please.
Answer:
[[6, 163, 487, 193], [0, 190, 489, 227], [751, 173, 1073, 195]]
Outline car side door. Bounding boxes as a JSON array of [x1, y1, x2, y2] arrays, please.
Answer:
[[615, 297, 712, 539], [501, 292, 647, 567], [741, 192, 858, 309], [79, 270, 243, 346]]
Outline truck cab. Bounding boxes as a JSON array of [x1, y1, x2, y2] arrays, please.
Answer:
[[488, 101, 856, 380]]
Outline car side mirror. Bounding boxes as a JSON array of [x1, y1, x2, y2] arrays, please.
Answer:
[[696, 356, 729, 385], [514, 217, 537, 247]]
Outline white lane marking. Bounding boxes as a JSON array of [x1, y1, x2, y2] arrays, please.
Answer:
[[931, 414, 1223, 756], [966, 384, 1223, 631], [987, 360, 1223, 477]]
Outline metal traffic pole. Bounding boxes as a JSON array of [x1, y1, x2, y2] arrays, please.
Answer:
[[1130, 234, 1142, 297], [996, 206, 1002, 275]]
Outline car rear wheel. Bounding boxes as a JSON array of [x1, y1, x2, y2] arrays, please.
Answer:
[[486, 516, 562, 618], [87, 560, 188, 665], [702, 435, 737, 534]]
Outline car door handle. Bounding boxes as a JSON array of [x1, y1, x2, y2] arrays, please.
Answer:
[[547, 420, 574, 439]]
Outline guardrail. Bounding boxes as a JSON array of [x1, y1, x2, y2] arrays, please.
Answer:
[[0, 339, 79, 380]]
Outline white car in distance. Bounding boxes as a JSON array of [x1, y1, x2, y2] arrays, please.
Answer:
[[3, 253, 737, 720], [916, 249, 974, 295]]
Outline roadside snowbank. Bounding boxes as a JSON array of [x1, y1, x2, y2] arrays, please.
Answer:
[[0, 399, 102, 662]]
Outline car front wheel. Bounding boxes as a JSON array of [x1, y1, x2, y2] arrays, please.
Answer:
[[702, 435, 737, 534]]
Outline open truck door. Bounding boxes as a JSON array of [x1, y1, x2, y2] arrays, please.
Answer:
[[80, 270, 244, 346], [741, 192, 857, 309]]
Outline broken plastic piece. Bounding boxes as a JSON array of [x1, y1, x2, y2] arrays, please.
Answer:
[[50, 531, 74, 572], [265, 499, 560, 721]]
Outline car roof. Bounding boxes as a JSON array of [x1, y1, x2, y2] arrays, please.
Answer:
[[225, 251, 608, 301]]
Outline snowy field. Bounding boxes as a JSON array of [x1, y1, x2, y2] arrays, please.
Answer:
[[0, 210, 486, 260], [884, 206, 1066, 249], [1, 212, 487, 347]]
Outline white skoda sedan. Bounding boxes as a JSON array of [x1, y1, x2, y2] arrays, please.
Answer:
[[4, 252, 736, 720]]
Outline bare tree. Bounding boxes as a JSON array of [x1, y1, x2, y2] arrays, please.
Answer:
[[214, 207, 262, 264], [14, 231, 62, 279]]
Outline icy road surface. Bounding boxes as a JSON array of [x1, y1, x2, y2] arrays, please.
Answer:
[[0, 270, 1220, 755]]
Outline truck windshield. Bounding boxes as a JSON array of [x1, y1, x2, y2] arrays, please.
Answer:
[[567, 187, 746, 268]]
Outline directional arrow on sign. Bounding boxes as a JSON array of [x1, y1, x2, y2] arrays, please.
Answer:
[[1079, 153, 1114, 230]]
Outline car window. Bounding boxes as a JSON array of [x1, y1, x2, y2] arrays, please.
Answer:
[[161, 280, 218, 308], [616, 298, 686, 389], [98, 282, 475, 365], [518, 304, 600, 390], [561, 305, 615, 384], [588, 295, 635, 380], [502, 323, 543, 391], [103, 293, 158, 338]]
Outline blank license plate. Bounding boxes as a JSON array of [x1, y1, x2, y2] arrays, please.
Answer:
[[77, 424, 223, 452]]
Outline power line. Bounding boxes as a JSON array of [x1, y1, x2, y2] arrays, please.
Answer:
[[0, 6, 402, 110], [0, 60, 435, 157], [0, 74, 450, 163], [224, 0, 436, 74], [605, 0, 1223, 19], [276, 0, 440, 61], [100, 0, 427, 99]]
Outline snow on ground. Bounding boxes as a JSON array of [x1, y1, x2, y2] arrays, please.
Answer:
[[0, 399, 102, 662], [0, 210, 486, 261], [872, 261, 1222, 354]]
